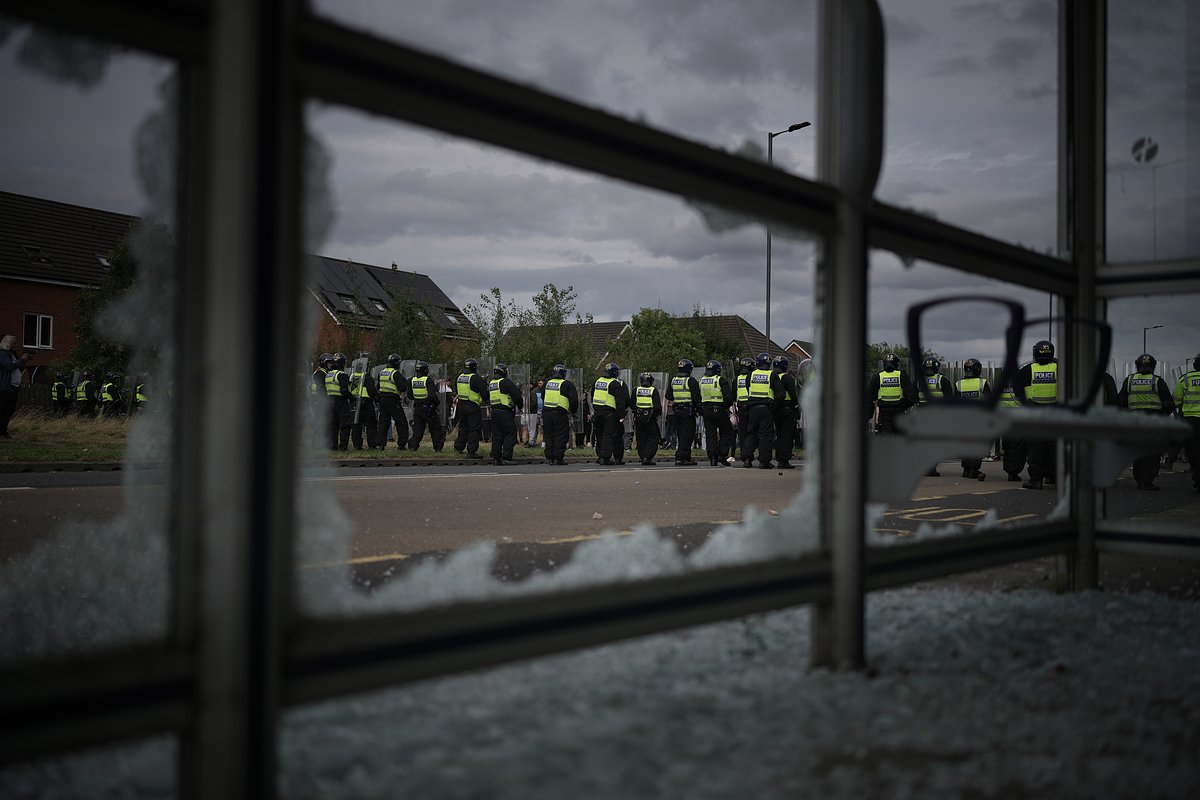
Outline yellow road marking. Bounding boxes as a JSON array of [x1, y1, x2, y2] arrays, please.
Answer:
[[993, 513, 1038, 525], [543, 530, 635, 544], [301, 552, 411, 569], [911, 495, 946, 501]]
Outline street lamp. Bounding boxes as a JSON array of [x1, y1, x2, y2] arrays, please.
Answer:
[[1143, 324, 1163, 354], [765, 121, 811, 351]]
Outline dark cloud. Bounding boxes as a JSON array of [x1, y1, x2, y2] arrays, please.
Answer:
[[986, 36, 1042, 73], [926, 55, 983, 78], [1010, 82, 1055, 102], [884, 15, 927, 47]]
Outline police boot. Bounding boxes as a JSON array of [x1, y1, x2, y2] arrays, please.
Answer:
[[975, 470, 986, 482], [710, 457, 718, 466], [1136, 482, 1160, 491], [1022, 478, 1043, 490], [962, 467, 971, 478], [1044, 475, 1056, 486], [1007, 472, 1022, 481]]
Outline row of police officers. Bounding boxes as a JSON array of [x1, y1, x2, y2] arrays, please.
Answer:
[[49, 371, 149, 418]]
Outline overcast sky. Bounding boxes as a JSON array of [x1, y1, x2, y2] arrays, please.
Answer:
[[1, 1, 1196, 373]]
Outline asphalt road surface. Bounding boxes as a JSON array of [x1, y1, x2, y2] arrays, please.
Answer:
[[3, 459, 1197, 593]]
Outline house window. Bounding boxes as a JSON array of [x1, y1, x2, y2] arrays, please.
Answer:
[[23, 313, 53, 349], [338, 294, 362, 314], [445, 312, 460, 326], [373, 300, 386, 313], [22, 245, 52, 265]]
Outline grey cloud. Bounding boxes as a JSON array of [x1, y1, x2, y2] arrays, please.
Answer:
[[955, 1, 1054, 28], [1010, 82, 1055, 102], [927, 55, 983, 78], [986, 37, 1042, 73], [535, 41, 600, 101], [883, 15, 927, 47]]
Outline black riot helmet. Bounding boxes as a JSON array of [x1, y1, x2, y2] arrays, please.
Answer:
[[739, 356, 754, 373], [82, 369, 94, 381], [106, 371, 118, 382], [881, 353, 900, 371], [963, 358, 983, 378], [755, 352, 771, 369], [603, 362, 620, 378], [494, 362, 508, 377], [56, 371, 67, 382], [1135, 353, 1157, 374], [465, 358, 479, 373], [677, 358, 694, 375], [1033, 340, 1055, 364], [1193, 352, 1200, 372], [772, 355, 789, 373], [552, 363, 567, 378], [922, 356, 940, 376], [333, 352, 347, 370], [414, 360, 429, 376], [639, 372, 654, 387], [387, 353, 401, 368], [319, 352, 334, 368], [705, 359, 721, 376]]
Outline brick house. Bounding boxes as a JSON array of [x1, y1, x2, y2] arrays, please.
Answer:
[[0, 191, 137, 383]]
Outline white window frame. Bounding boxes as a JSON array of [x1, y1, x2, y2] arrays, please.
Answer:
[[23, 312, 53, 349]]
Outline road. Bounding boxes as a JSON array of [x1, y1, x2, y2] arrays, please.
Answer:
[[3, 459, 1198, 591]]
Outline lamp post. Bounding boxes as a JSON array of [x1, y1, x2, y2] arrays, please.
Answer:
[[765, 121, 811, 351], [1142, 324, 1162, 354]]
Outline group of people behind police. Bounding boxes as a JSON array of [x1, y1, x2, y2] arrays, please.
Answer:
[[869, 340, 1200, 493], [312, 351, 804, 469]]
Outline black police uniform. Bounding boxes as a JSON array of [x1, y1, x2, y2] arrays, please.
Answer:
[[592, 375, 630, 465], [375, 366, 410, 450], [744, 368, 782, 468], [453, 371, 489, 457], [51, 378, 72, 417], [633, 383, 662, 465], [407, 374, 445, 451], [325, 367, 352, 450], [489, 375, 525, 464], [543, 376, 580, 464], [348, 369, 380, 449], [699, 371, 735, 466], [1118, 370, 1175, 489], [866, 369, 916, 434], [1015, 358, 1059, 486], [670, 373, 702, 465], [774, 370, 801, 467]]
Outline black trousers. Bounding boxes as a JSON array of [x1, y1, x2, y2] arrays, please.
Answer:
[[961, 456, 983, 475], [76, 401, 96, 418], [634, 414, 658, 462], [543, 409, 571, 462], [594, 409, 623, 461], [774, 408, 796, 464], [329, 397, 351, 450], [1002, 437, 1027, 476], [376, 395, 409, 450], [0, 391, 16, 435], [701, 404, 733, 461], [454, 405, 482, 454], [1182, 417, 1200, 488], [408, 405, 445, 451], [874, 404, 903, 435], [491, 407, 517, 462], [1027, 439, 1056, 481], [744, 404, 775, 465], [673, 409, 697, 462], [349, 399, 377, 449]]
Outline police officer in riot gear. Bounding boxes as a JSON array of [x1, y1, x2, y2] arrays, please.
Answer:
[[998, 377, 1026, 481], [734, 356, 754, 461], [1118, 353, 1175, 491], [325, 353, 352, 450], [699, 359, 735, 467], [1173, 352, 1200, 493], [671, 358, 702, 465], [955, 358, 992, 480], [375, 354, 410, 451], [867, 353, 916, 435], [99, 372, 122, 417], [489, 362, 525, 465], [744, 352, 783, 468], [51, 372, 72, 417], [347, 358, 379, 449], [543, 363, 580, 465], [1016, 340, 1058, 490], [407, 360, 445, 451], [592, 362, 630, 466], [75, 369, 98, 417], [772, 355, 800, 469], [633, 372, 662, 465], [917, 356, 956, 476], [453, 358, 488, 459]]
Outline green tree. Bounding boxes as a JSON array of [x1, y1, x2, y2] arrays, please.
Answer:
[[503, 283, 594, 378], [866, 341, 942, 377], [687, 305, 744, 365], [370, 289, 446, 365], [463, 287, 521, 359], [69, 225, 143, 375], [605, 307, 706, 374]]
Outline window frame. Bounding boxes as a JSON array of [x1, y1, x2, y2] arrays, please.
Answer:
[[22, 312, 53, 349]]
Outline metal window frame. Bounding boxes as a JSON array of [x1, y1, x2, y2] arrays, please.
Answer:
[[2, 0, 1191, 796]]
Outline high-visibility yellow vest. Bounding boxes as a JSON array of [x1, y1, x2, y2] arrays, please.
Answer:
[[671, 376, 692, 404], [920, 374, 944, 402], [310, 369, 325, 396], [999, 386, 1020, 408], [635, 386, 655, 409], [956, 377, 985, 400], [135, 384, 148, 404], [1025, 362, 1058, 404], [457, 373, 482, 404], [736, 374, 750, 403], [378, 367, 400, 396], [877, 370, 902, 403], [1124, 374, 1161, 411], [101, 382, 118, 402], [74, 380, 91, 401], [782, 378, 795, 402], [593, 377, 617, 409], [325, 370, 344, 398], [489, 378, 513, 408], [1173, 371, 1200, 417], [349, 371, 371, 398], [52, 381, 67, 401], [411, 375, 430, 400], [699, 375, 723, 404], [544, 379, 570, 410], [748, 369, 774, 400]]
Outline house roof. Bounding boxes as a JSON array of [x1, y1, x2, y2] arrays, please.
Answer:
[[676, 314, 789, 360], [308, 255, 478, 339], [499, 320, 630, 359], [0, 191, 138, 287], [785, 339, 815, 360]]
